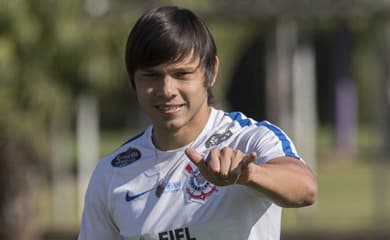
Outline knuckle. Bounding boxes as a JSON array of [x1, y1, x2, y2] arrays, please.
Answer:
[[210, 148, 220, 154], [207, 159, 219, 173], [209, 149, 220, 159], [221, 146, 232, 154], [234, 149, 243, 156], [221, 146, 229, 152]]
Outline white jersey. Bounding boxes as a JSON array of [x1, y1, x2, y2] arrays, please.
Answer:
[[78, 108, 301, 240]]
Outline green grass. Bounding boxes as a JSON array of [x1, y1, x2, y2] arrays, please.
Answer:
[[282, 162, 390, 232], [280, 125, 390, 231]]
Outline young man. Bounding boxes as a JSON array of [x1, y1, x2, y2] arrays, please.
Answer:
[[78, 6, 317, 240]]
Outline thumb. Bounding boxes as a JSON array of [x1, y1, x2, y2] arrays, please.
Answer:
[[185, 148, 210, 173], [185, 147, 204, 166]]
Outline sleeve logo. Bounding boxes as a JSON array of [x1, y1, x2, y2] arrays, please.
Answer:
[[205, 130, 233, 148]]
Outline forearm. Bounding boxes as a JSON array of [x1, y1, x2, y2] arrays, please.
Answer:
[[241, 157, 318, 208]]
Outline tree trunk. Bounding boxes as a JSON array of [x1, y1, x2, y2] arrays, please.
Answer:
[[0, 133, 39, 240]]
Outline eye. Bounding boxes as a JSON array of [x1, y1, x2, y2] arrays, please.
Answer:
[[174, 71, 192, 79]]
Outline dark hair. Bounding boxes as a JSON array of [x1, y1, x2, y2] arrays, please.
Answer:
[[125, 6, 217, 104]]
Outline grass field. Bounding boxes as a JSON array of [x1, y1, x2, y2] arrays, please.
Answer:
[[282, 161, 390, 232]]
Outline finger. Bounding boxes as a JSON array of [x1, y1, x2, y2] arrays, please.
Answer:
[[242, 152, 257, 166], [185, 147, 208, 172], [230, 152, 256, 177], [186, 148, 221, 185], [219, 147, 233, 177], [234, 152, 257, 185], [207, 149, 221, 175], [229, 149, 244, 173]]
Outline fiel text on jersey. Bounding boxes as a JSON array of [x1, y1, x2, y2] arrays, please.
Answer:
[[158, 227, 196, 240]]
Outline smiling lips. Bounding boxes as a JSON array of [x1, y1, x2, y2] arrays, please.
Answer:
[[156, 104, 185, 114]]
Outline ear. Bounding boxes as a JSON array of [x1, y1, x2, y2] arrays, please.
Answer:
[[209, 56, 219, 87]]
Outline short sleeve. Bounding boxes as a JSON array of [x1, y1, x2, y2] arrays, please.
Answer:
[[78, 161, 121, 240], [251, 121, 301, 163]]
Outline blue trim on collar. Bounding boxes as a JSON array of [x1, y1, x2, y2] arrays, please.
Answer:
[[225, 112, 252, 127], [121, 131, 145, 146]]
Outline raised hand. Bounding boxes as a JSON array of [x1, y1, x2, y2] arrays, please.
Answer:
[[185, 147, 257, 186]]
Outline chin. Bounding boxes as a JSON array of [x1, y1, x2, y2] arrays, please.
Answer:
[[164, 122, 183, 131], [155, 119, 183, 131]]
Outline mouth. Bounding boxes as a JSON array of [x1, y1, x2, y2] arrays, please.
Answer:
[[155, 104, 185, 114]]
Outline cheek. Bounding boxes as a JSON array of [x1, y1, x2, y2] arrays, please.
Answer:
[[190, 85, 208, 99], [184, 80, 207, 95], [135, 87, 151, 105], [135, 82, 153, 96]]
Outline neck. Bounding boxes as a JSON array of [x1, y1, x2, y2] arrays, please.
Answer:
[[152, 107, 211, 151]]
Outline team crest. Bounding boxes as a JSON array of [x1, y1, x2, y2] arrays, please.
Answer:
[[184, 164, 217, 202], [205, 130, 233, 148]]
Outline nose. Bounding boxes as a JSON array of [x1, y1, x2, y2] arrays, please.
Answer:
[[156, 75, 176, 98]]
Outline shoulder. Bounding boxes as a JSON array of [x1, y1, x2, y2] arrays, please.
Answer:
[[221, 110, 268, 134], [91, 130, 147, 182], [84, 130, 148, 208], [221, 110, 287, 138], [119, 131, 145, 147], [220, 110, 301, 161]]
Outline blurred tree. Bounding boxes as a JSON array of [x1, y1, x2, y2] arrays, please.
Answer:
[[0, 0, 138, 237], [0, 0, 75, 237]]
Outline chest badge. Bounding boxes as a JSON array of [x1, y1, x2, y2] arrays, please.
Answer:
[[111, 147, 141, 168], [184, 164, 217, 202]]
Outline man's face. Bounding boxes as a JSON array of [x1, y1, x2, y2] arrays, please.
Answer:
[[134, 52, 214, 136]]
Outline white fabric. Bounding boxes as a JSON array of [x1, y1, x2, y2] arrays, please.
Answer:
[[78, 108, 301, 240]]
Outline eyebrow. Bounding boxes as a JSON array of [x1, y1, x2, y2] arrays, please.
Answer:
[[169, 60, 202, 71], [171, 66, 199, 72], [139, 64, 201, 73]]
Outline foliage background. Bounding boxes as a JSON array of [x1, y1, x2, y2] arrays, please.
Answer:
[[1, 0, 389, 239]]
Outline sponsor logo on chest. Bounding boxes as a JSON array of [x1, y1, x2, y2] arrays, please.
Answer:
[[111, 147, 141, 168], [158, 227, 196, 240]]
